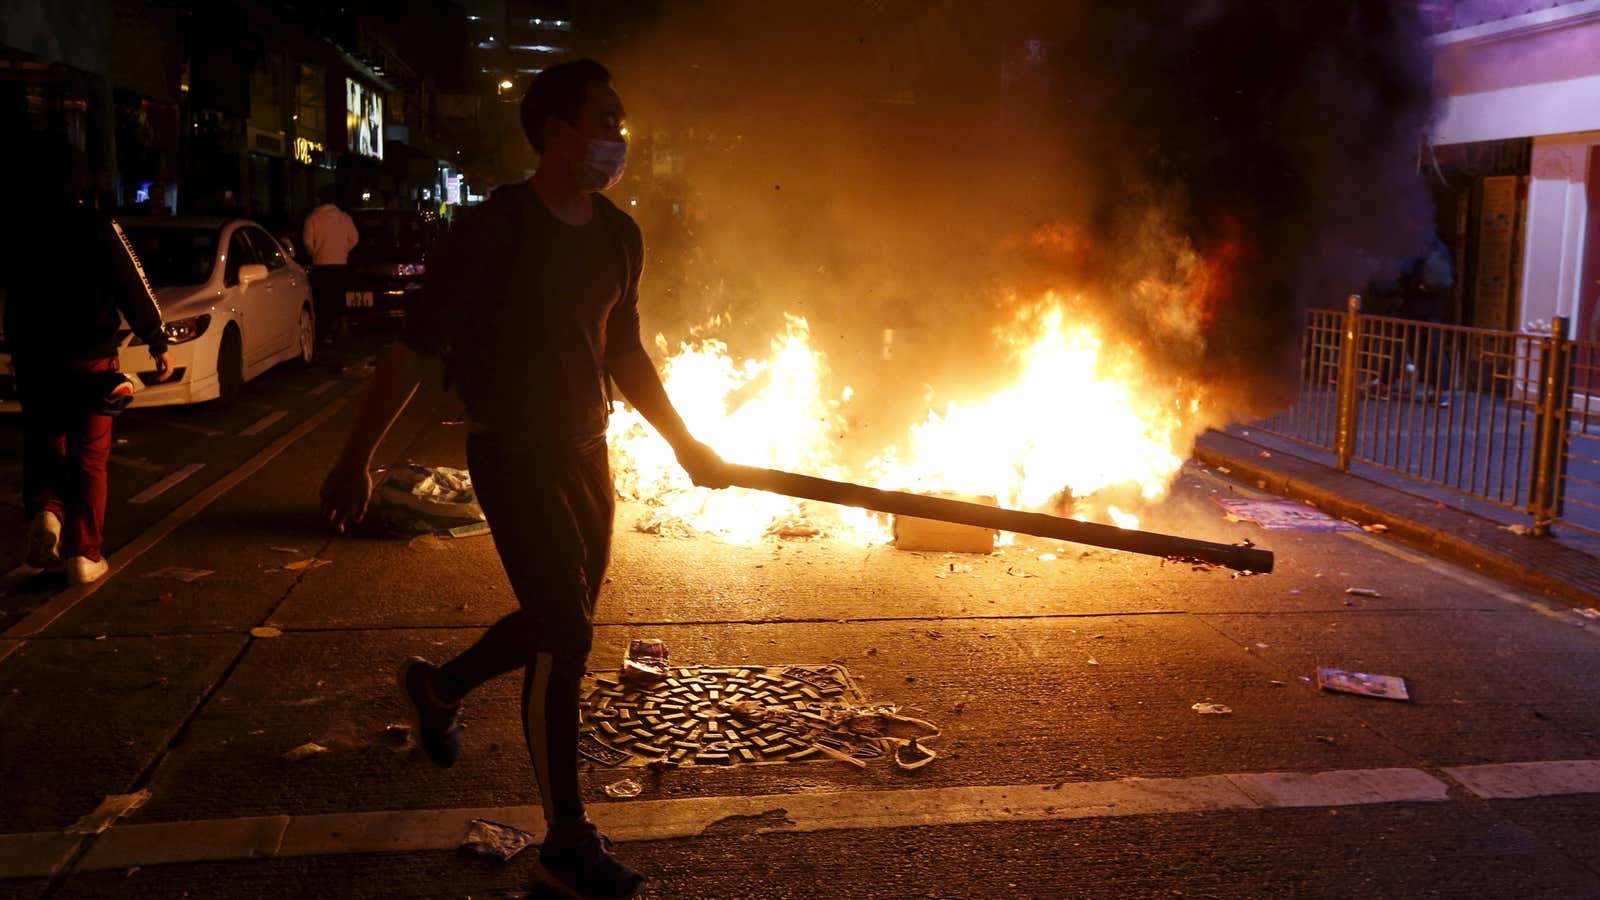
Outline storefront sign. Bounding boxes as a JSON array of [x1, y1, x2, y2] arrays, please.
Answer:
[[345, 79, 384, 160]]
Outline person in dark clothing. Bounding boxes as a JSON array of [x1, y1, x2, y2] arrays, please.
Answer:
[[1, 135, 172, 584], [319, 60, 728, 899]]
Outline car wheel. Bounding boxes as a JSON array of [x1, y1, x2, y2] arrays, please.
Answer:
[[295, 304, 316, 366], [216, 325, 244, 405]]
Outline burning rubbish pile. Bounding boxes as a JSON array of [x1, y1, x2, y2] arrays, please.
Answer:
[[604, 1, 1436, 545], [608, 297, 1199, 544]]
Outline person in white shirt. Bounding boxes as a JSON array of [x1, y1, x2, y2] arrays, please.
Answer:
[[302, 185, 360, 342]]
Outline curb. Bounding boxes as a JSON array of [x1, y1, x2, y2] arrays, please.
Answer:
[[1193, 432, 1600, 610]]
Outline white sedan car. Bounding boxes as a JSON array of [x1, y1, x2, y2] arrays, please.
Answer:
[[1, 216, 315, 410]]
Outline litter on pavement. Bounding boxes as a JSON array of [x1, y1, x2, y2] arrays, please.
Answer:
[[1317, 668, 1410, 701], [621, 638, 671, 684], [1344, 587, 1382, 598], [66, 790, 151, 835], [603, 778, 644, 798], [142, 566, 213, 583], [459, 819, 537, 861], [249, 626, 283, 638], [1191, 702, 1233, 715], [282, 742, 331, 761], [369, 464, 488, 537], [1213, 498, 1358, 532], [282, 558, 333, 572]]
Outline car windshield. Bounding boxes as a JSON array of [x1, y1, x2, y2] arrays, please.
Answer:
[[349, 211, 430, 263], [122, 226, 219, 287]]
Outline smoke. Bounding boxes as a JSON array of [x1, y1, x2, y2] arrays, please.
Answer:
[[608, 0, 1437, 438]]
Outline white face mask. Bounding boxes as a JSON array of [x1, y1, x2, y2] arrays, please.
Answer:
[[580, 139, 627, 192]]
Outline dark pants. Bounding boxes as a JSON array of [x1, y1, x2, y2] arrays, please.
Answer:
[[309, 265, 347, 338], [436, 435, 614, 826], [16, 357, 118, 562]]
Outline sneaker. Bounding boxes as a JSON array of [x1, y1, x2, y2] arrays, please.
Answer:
[[397, 657, 463, 768], [24, 511, 62, 569], [537, 823, 646, 899], [66, 555, 108, 585]]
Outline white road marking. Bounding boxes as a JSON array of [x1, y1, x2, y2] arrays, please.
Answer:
[[168, 423, 223, 438], [109, 455, 165, 473], [1444, 760, 1600, 799], [307, 379, 338, 396], [127, 463, 205, 505], [32, 759, 1595, 875], [1, 391, 351, 640], [239, 409, 288, 436], [1340, 530, 1597, 636]]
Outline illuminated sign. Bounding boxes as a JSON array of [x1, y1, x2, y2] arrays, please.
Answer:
[[293, 136, 325, 166], [345, 79, 384, 160]]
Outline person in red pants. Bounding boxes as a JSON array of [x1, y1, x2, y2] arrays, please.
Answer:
[[2, 136, 172, 584]]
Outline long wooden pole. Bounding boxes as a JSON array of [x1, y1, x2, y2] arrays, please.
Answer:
[[724, 464, 1274, 573]]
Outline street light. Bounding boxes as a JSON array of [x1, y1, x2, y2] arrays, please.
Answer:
[[499, 79, 514, 90]]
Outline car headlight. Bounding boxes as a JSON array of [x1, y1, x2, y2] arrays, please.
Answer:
[[163, 314, 212, 344], [396, 263, 425, 277]]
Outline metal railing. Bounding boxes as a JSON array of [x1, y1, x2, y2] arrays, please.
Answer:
[[1254, 295, 1600, 538]]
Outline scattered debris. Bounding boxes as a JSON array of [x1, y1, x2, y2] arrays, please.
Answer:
[[66, 790, 151, 835], [1317, 668, 1409, 701], [268, 546, 301, 555], [249, 626, 283, 638], [603, 778, 644, 799], [459, 819, 536, 861], [1259, 451, 1272, 459], [369, 465, 487, 537], [1503, 524, 1532, 536], [767, 519, 821, 539], [342, 360, 376, 380], [1191, 702, 1233, 715], [381, 724, 412, 752], [942, 563, 974, 574], [1086, 658, 1099, 666], [1214, 498, 1357, 532], [634, 512, 696, 538], [1005, 567, 1037, 578], [283, 558, 333, 572], [1344, 587, 1382, 598], [1269, 680, 1287, 687], [621, 638, 670, 685], [925, 630, 944, 640], [1037, 553, 1058, 562], [282, 742, 331, 761], [1217, 466, 1232, 474], [1362, 523, 1389, 533], [143, 566, 213, 583], [894, 738, 938, 771]]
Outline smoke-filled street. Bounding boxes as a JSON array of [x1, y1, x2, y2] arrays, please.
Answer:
[[7, 1, 1600, 898], [3, 350, 1599, 898]]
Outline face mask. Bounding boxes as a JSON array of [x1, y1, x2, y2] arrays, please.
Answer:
[[580, 139, 627, 192]]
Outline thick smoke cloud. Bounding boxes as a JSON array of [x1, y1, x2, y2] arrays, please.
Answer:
[[610, 1, 1437, 439]]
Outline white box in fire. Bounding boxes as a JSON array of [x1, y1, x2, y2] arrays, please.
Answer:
[[892, 494, 998, 554]]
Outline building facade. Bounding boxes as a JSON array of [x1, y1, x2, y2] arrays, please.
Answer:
[[1431, 0, 1600, 349]]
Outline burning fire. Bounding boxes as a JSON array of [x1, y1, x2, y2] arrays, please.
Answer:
[[607, 295, 1203, 544]]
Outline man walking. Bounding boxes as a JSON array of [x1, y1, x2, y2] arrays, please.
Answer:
[[302, 184, 360, 344], [2, 135, 172, 584], [320, 60, 728, 898]]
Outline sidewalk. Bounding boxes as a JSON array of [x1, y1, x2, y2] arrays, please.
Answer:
[[1194, 430, 1600, 610]]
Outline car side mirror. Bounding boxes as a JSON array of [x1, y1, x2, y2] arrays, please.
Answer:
[[238, 263, 269, 286]]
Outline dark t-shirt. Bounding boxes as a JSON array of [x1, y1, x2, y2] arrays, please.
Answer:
[[402, 183, 645, 447]]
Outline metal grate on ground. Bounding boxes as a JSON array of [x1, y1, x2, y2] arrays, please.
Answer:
[[578, 664, 875, 767]]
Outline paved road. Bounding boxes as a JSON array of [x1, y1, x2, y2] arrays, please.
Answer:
[[2, 366, 1599, 898]]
